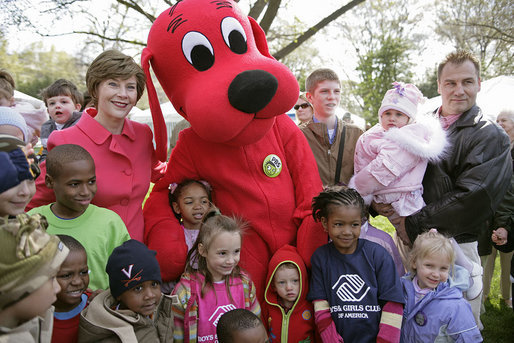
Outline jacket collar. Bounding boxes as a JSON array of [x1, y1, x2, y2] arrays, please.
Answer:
[[454, 105, 482, 128], [80, 108, 137, 145], [435, 104, 482, 129]]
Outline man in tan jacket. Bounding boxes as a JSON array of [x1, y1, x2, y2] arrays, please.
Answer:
[[301, 68, 363, 186]]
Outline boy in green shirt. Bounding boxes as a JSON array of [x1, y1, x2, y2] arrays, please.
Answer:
[[29, 144, 130, 290]]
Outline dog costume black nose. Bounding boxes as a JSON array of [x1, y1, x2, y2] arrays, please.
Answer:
[[228, 70, 278, 114]]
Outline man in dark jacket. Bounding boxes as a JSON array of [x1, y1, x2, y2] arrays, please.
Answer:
[[384, 50, 512, 329]]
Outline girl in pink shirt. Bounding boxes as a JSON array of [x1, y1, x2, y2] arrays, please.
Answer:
[[171, 208, 261, 343]]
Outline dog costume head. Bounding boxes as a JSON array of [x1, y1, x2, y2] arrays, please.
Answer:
[[142, 0, 299, 157]]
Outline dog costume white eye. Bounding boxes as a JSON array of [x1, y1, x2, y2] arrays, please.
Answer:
[[182, 31, 215, 71], [221, 17, 247, 54]]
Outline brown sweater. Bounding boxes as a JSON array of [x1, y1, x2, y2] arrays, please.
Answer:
[[78, 290, 177, 343], [301, 117, 363, 186]]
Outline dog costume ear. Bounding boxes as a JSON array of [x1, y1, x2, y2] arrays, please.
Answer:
[[248, 16, 273, 59], [141, 47, 167, 162]]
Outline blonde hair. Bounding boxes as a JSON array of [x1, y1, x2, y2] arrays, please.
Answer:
[[185, 208, 246, 298], [407, 230, 455, 275], [298, 93, 310, 105]]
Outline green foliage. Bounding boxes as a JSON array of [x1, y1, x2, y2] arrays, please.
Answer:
[[267, 16, 321, 91], [435, 0, 513, 77], [356, 36, 413, 125], [0, 35, 86, 99], [339, 0, 419, 125], [417, 67, 439, 99]]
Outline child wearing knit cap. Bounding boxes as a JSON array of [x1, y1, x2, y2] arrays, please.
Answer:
[[0, 106, 29, 143], [0, 213, 69, 342], [0, 142, 36, 218], [78, 240, 177, 342], [349, 82, 447, 226]]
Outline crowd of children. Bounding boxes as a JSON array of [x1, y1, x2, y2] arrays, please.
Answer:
[[0, 49, 494, 343]]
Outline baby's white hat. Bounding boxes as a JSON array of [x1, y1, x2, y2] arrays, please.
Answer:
[[0, 106, 28, 143], [378, 82, 425, 120]]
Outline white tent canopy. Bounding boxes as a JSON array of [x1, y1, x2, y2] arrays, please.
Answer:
[[14, 90, 46, 109], [419, 75, 514, 121], [130, 102, 184, 149]]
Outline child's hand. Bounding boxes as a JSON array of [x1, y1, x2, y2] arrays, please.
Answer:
[[492, 228, 508, 245], [22, 143, 35, 163], [86, 288, 104, 303], [371, 201, 394, 217]]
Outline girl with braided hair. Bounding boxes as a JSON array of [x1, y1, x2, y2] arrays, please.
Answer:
[[308, 186, 404, 343]]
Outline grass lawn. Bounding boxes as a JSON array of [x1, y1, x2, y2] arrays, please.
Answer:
[[370, 216, 514, 342]]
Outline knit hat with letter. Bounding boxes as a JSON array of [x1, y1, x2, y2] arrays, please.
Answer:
[[106, 239, 162, 299]]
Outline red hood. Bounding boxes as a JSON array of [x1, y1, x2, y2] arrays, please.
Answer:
[[264, 245, 309, 309]]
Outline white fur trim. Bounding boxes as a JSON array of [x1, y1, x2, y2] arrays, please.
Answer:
[[382, 114, 447, 161], [348, 176, 356, 189]]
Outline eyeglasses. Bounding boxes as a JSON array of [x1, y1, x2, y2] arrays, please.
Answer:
[[294, 103, 310, 110]]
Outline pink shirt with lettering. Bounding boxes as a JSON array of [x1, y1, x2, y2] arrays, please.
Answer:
[[196, 281, 246, 343]]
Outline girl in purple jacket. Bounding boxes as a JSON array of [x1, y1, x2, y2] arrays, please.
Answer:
[[401, 229, 482, 342]]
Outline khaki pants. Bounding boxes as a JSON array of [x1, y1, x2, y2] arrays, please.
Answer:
[[481, 248, 513, 301]]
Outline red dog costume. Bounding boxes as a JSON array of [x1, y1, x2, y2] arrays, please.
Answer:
[[142, 0, 326, 297]]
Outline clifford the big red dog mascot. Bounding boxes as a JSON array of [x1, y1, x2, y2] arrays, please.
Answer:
[[142, 0, 325, 299]]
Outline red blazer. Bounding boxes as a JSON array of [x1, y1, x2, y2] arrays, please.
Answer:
[[28, 109, 165, 241]]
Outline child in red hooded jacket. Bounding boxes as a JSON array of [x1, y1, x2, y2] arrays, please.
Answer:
[[263, 245, 319, 342]]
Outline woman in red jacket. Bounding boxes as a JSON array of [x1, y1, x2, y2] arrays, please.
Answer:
[[28, 50, 166, 241]]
